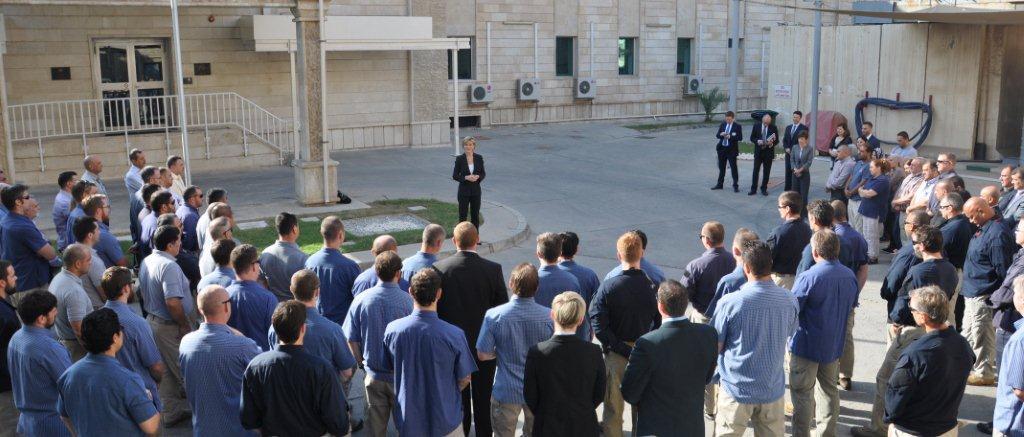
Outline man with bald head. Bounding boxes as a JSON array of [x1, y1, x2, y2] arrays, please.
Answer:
[[352, 234, 408, 296], [962, 197, 1015, 386], [179, 285, 261, 436], [432, 222, 508, 437], [982, 185, 1002, 212], [80, 155, 106, 195], [48, 244, 93, 361], [305, 216, 360, 326]]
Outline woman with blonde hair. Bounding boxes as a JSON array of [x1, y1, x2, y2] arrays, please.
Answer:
[[452, 137, 485, 229]]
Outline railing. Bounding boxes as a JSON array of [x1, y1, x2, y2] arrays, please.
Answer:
[[7, 92, 295, 171]]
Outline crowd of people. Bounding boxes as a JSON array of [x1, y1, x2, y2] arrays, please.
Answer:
[[0, 130, 1021, 437]]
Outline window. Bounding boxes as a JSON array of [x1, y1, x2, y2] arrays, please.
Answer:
[[555, 37, 575, 77], [618, 37, 636, 75], [727, 38, 745, 72], [676, 38, 693, 75], [447, 37, 473, 80]]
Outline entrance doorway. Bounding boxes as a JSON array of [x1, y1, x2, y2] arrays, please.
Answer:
[[93, 39, 170, 129]]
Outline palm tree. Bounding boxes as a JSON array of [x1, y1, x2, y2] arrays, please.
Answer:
[[698, 87, 729, 122]]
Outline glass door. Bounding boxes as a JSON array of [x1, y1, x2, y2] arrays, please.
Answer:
[[94, 40, 169, 130]]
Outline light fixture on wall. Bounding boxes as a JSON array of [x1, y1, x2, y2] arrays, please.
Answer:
[[208, 15, 215, 23]]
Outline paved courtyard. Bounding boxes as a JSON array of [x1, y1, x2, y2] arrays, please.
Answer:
[[34, 119, 998, 436]]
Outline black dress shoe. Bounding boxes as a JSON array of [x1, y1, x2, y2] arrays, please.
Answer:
[[711, 185, 723, 190], [977, 422, 993, 434], [761, 189, 768, 196], [881, 247, 896, 254], [747, 190, 757, 196], [733, 186, 739, 193]]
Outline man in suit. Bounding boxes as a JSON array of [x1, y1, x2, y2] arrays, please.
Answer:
[[861, 121, 881, 156], [524, 291, 605, 437], [621, 280, 717, 437], [749, 113, 779, 196], [712, 111, 743, 193], [782, 111, 808, 192], [432, 222, 508, 437]]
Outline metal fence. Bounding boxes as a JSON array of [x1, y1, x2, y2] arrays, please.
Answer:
[[8, 92, 294, 171]]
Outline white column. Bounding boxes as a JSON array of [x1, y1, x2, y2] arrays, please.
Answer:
[[452, 47, 460, 155]]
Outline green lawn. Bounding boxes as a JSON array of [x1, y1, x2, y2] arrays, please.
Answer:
[[624, 119, 717, 132], [232, 198, 464, 254]]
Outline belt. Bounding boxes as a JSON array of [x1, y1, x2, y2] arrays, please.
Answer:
[[146, 314, 177, 325]]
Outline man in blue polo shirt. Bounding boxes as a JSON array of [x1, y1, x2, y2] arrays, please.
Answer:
[[401, 224, 445, 284], [7, 291, 72, 437], [82, 194, 126, 268], [52, 171, 77, 251], [352, 235, 408, 295], [176, 185, 203, 254], [535, 233, 581, 307], [226, 244, 277, 351], [57, 308, 161, 436], [477, 263, 554, 437], [1, 184, 60, 301], [557, 231, 601, 303], [100, 266, 165, 413], [845, 141, 873, 232], [962, 197, 1015, 386], [383, 268, 477, 437], [197, 239, 237, 290], [789, 230, 858, 437], [305, 216, 360, 326], [179, 285, 261, 437], [344, 251, 414, 436], [706, 228, 759, 320], [269, 269, 356, 379], [711, 241, 798, 436]]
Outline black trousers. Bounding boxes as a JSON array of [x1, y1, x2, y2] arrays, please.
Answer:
[[751, 150, 774, 192], [828, 188, 848, 204], [784, 148, 794, 191], [462, 358, 495, 436], [792, 172, 811, 215], [716, 146, 738, 187], [886, 211, 903, 249], [458, 194, 481, 230]]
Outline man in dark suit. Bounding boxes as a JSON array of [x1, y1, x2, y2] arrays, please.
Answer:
[[713, 111, 743, 193], [861, 121, 882, 155], [621, 279, 717, 437], [431, 222, 508, 437], [524, 291, 605, 437], [749, 112, 779, 196], [782, 111, 808, 191]]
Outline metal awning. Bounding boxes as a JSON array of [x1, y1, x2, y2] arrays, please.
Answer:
[[810, 4, 1024, 25], [239, 15, 470, 52]]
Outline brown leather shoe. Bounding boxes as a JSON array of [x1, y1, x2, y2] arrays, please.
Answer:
[[967, 374, 997, 386]]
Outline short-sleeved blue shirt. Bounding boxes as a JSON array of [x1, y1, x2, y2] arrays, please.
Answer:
[[536, 265, 588, 340], [706, 266, 747, 319], [858, 175, 891, 219], [103, 301, 163, 411], [57, 354, 158, 437], [789, 260, 859, 363], [476, 297, 554, 404], [138, 250, 194, 322], [179, 323, 261, 437], [352, 266, 409, 297], [95, 222, 125, 267], [269, 307, 356, 374], [198, 266, 235, 291], [1, 212, 52, 291], [305, 247, 361, 325], [711, 280, 798, 404], [176, 204, 201, 253], [343, 282, 413, 383], [384, 310, 478, 436], [7, 326, 72, 437], [963, 219, 1016, 298], [63, 207, 85, 252], [401, 251, 438, 284], [847, 160, 871, 201], [557, 259, 601, 303], [995, 319, 1024, 435], [227, 280, 278, 351]]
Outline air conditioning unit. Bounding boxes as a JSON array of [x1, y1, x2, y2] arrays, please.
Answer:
[[517, 78, 541, 101], [683, 74, 703, 95], [468, 83, 494, 104], [574, 77, 597, 99]]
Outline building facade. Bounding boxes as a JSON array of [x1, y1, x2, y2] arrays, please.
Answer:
[[0, 0, 851, 185]]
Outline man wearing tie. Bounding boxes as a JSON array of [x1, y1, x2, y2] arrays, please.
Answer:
[[749, 113, 780, 196], [712, 111, 743, 193], [782, 111, 808, 192]]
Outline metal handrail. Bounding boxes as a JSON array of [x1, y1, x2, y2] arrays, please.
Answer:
[[7, 92, 294, 171]]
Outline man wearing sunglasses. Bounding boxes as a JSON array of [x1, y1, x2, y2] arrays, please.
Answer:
[[0, 184, 60, 306]]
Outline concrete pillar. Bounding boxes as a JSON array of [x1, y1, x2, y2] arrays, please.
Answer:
[[291, 0, 337, 205]]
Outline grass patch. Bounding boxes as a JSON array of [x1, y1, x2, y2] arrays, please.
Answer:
[[232, 198, 464, 254], [624, 119, 717, 132]]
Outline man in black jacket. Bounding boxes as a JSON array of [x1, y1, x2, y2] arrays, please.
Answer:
[[749, 112, 779, 196], [712, 111, 743, 192], [782, 111, 808, 191], [524, 291, 605, 437], [621, 280, 717, 437], [432, 222, 508, 437]]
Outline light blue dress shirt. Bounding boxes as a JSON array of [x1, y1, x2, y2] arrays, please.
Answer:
[[226, 279, 278, 351], [57, 354, 157, 437], [401, 251, 438, 284], [197, 266, 236, 291], [711, 279, 798, 404], [104, 300, 163, 411], [352, 266, 410, 297], [557, 259, 601, 303], [269, 306, 356, 374], [789, 260, 859, 363], [52, 190, 72, 250], [305, 247, 360, 326], [7, 325, 73, 437], [343, 282, 414, 383], [179, 323, 261, 437], [995, 319, 1024, 435], [138, 250, 194, 322], [476, 297, 554, 405]]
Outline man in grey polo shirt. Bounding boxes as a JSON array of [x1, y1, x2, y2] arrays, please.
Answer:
[[259, 212, 308, 301], [48, 244, 94, 362], [138, 225, 196, 426]]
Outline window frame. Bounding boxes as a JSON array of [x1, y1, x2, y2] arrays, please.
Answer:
[[555, 36, 576, 77], [676, 38, 693, 75], [447, 36, 474, 81], [618, 37, 637, 76]]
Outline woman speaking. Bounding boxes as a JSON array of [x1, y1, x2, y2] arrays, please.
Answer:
[[453, 136, 485, 229]]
